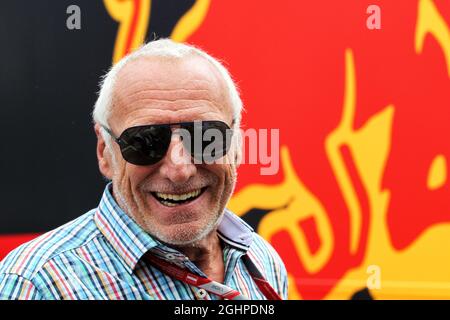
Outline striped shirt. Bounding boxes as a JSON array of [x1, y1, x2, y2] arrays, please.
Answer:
[[0, 183, 288, 300]]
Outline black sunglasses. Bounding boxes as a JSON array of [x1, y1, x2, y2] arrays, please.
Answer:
[[100, 120, 233, 166]]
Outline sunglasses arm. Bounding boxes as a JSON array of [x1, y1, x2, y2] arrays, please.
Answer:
[[99, 124, 124, 145]]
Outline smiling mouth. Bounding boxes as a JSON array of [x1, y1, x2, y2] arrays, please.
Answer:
[[151, 188, 207, 207]]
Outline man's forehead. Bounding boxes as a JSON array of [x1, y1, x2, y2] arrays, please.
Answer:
[[109, 54, 232, 128], [115, 54, 225, 92]]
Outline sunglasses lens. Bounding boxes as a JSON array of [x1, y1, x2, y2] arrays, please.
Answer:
[[182, 121, 232, 163], [119, 125, 171, 165]]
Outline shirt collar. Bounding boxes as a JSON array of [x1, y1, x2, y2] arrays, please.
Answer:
[[94, 183, 254, 274], [217, 208, 254, 250]]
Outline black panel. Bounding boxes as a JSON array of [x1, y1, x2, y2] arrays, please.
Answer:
[[0, 0, 193, 233], [147, 0, 196, 41]]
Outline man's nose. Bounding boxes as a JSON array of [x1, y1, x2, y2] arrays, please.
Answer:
[[158, 135, 197, 183]]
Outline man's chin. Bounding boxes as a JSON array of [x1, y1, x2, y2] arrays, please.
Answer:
[[147, 220, 218, 246]]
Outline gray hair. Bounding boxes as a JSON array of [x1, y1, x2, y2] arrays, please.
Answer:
[[92, 39, 243, 130]]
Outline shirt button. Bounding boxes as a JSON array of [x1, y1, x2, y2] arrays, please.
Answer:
[[165, 253, 175, 260], [195, 289, 208, 299]]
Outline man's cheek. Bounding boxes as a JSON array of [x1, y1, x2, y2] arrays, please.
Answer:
[[221, 165, 237, 197]]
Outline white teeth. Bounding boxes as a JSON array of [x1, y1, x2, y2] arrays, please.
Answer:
[[155, 189, 202, 203], [160, 200, 178, 207]]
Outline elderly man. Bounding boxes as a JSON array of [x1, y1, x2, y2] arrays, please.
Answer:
[[0, 39, 287, 300]]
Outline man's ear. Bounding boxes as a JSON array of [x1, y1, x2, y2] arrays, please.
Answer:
[[94, 123, 113, 180]]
